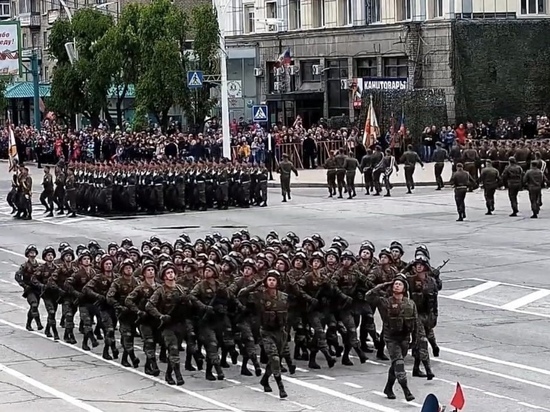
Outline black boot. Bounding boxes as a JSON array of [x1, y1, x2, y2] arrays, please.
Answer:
[[68, 330, 77, 344], [250, 354, 262, 376], [342, 347, 353, 366], [399, 380, 415, 402], [45, 324, 52, 338], [376, 343, 389, 361], [128, 350, 140, 368], [353, 346, 368, 363], [260, 346, 268, 363], [383, 367, 397, 399], [321, 349, 336, 368], [412, 358, 426, 378], [165, 363, 175, 385], [159, 346, 168, 363], [89, 332, 99, 348], [144, 359, 154, 375], [241, 357, 253, 376], [308, 351, 321, 369], [82, 333, 91, 351], [230, 347, 239, 364], [150, 358, 160, 377], [220, 348, 230, 368], [185, 352, 196, 371], [25, 313, 33, 331], [293, 345, 302, 361], [214, 363, 225, 380], [193, 353, 203, 371], [103, 346, 113, 361], [121, 350, 131, 367], [173, 363, 185, 385], [205, 361, 216, 381], [275, 376, 288, 399], [35, 316, 43, 331], [260, 371, 272, 392], [94, 327, 103, 341], [63, 329, 71, 343], [111, 343, 119, 359], [283, 355, 296, 374], [422, 360, 435, 380], [52, 325, 60, 341]]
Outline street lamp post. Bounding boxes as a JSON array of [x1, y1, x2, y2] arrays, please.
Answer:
[[213, 0, 231, 159]]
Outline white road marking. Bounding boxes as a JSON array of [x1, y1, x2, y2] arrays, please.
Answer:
[[484, 391, 516, 400], [501, 290, 550, 310], [447, 281, 500, 300], [343, 382, 362, 388], [10, 264, 18, 268], [0, 362, 106, 412], [295, 367, 309, 373], [371, 391, 423, 408], [518, 402, 546, 410], [0, 298, 26, 309], [226, 379, 241, 385], [316, 374, 335, 381], [0, 318, 247, 412], [290, 401, 316, 410], [0, 279, 18, 286]]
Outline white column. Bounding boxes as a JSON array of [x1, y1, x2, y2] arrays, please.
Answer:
[[216, 0, 232, 159]]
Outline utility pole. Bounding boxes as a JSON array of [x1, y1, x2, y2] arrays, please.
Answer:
[[31, 50, 41, 131]]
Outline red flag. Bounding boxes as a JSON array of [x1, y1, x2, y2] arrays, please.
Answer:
[[450, 382, 465, 410]]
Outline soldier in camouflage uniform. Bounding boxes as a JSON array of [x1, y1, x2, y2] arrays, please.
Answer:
[[31, 246, 60, 339], [15, 245, 42, 331]]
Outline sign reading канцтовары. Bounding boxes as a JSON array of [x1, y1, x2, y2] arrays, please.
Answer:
[[0, 22, 21, 76]]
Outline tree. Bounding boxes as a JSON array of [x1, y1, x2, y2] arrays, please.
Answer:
[[183, 4, 220, 133], [134, 0, 187, 130], [48, 9, 114, 127], [0, 77, 8, 118]]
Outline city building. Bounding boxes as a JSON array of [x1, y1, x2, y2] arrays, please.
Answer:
[[222, 0, 543, 125]]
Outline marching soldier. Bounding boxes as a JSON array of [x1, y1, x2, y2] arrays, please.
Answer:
[[277, 153, 298, 202], [479, 159, 500, 215], [432, 142, 449, 190], [344, 152, 360, 199], [399, 144, 424, 194], [449, 163, 475, 222], [360, 149, 374, 195], [523, 160, 545, 218], [40, 166, 55, 217], [15, 245, 42, 331], [323, 150, 338, 197], [501, 157, 524, 217]]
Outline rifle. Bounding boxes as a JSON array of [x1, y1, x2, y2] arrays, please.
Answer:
[[432, 259, 449, 276]]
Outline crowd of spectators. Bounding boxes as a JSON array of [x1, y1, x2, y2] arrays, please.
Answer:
[[2, 115, 549, 167]]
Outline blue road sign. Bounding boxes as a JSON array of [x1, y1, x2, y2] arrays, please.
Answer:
[[252, 105, 268, 122], [187, 71, 204, 89]]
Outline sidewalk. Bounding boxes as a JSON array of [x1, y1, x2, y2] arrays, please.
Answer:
[[267, 162, 453, 188]]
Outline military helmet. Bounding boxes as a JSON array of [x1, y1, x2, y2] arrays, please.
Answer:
[[242, 258, 257, 271], [264, 269, 281, 285], [240, 229, 251, 240], [182, 257, 198, 267], [228, 251, 244, 266], [340, 250, 356, 262], [275, 253, 291, 271], [325, 248, 341, 260], [414, 254, 430, 266], [100, 254, 115, 268], [205, 260, 219, 277], [179, 233, 192, 243], [292, 251, 308, 264], [150, 236, 161, 245], [310, 251, 325, 264], [255, 252, 270, 268], [360, 241, 375, 254], [120, 258, 134, 270], [285, 231, 300, 245], [231, 232, 242, 242], [415, 244, 430, 260], [76, 244, 87, 256], [389, 241, 404, 255], [333, 236, 349, 249], [221, 255, 238, 269], [58, 242, 70, 252], [108, 242, 119, 251], [88, 240, 101, 250], [141, 260, 157, 273], [42, 246, 56, 260], [392, 274, 409, 292], [311, 233, 325, 248], [266, 231, 279, 241], [379, 248, 393, 261], [61, 247, 75, 260], [78, 249, 92, 260], [159, 261, 176, 279]]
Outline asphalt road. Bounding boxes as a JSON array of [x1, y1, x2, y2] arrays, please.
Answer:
[[0, 165, 550, 412]]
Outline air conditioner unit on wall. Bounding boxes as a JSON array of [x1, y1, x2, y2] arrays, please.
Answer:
[[312, 64, 323, 75], [254, 68, 264, 77]]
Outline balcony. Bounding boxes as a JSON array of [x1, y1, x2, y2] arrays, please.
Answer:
[[21, 48, 42, 60], [47, 8, 67, 24], [19, 12, 41, 28]]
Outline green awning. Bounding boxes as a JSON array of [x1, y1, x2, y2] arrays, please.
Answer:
[[5, 82, 51, 99]]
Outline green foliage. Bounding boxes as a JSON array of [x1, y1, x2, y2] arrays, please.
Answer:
[[452, 20, 550, 122], [0, 77, 8, 116], [359, 89, 448, 144]]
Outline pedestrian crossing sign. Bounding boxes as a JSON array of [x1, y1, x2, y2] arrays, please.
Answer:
[[252, 105, 268, 122], [187, 70, 204, 89]]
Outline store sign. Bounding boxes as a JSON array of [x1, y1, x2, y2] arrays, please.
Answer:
[[362, 77, 408, 90]]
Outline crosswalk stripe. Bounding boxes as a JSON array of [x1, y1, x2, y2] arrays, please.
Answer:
[[501, 290, 550, 310], [447, 281, 500, 300]]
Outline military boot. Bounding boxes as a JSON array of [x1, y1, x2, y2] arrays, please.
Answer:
[[185, 352, 196, 371], [144, 359, 154, 376], [165, 363, 175, 385], [422, 360, 435, 380], [121, 351, 131, 367], [230, 347, 239, 364], [44, 324, 52, 338], [128, 350, 140, 368], [282, 194, 287, 203], [193, 353, 203, 371], [353, 346, 368, 363], [159, 346, 168, 363], [173, 363, 185, 386], [51, 325, 59, 341], [103, 345, 113, 361], [240, 357, 253, 376], [383, 369, 397, 399], [412, 358, 427, 378], [150, 358, 160, 377], [283, 355, 296, 374], [308, 351, 321, 369], [321, 349, 336, 368], [89, 332, 99, 348], [68, 330, 77, 344], [35, 316, 43, 331], [250, 354, 262, 376], [94, 326, 103, 341], [205, 361, 216, 381], [293, 345, 302, 361], [260, 371, 272, 392], [82, 334, 91, 351], [25, 313, 33, 331], [63, 329, 71, 343], [342, 347, 353, 366], [111, 343, 119, 359], [274, 376, 288, 399], [220, 348, 230, 368], [399, 380, 415, 402], [214, 363, 225, 380], [376, 343, 389, 361], [260, 346, 268, 363]]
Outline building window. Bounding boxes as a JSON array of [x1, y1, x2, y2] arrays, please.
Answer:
[[312, 0, 325, 27], [265, 0, 277, 18], [243, 5, 255, 33], [383, 56, 408, 77], [366, 0, 381, 22], [0, 0, 10, 16], [44, 66, 49, 82], [43, 30, 48, 49], [327, 59, 350, 117], [301, 60, 321, 82], [337, 0, 352, 25], [356, 58, 377, 77], [22, 33, 27, 48], [521, 0, 546, 14], [396, 0, 411, 20], [32, 32, 39, 48], [289, 0, 301, 29], [428, 0, 443, 17]]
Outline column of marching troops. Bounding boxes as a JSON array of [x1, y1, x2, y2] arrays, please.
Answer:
[[321, 140, 549, 220], [7, 159, 271, 220], [14, 231, 445, 402]]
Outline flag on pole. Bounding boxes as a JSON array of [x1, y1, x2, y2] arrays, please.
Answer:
[[7, 121, 18, 172], [277, 47, 292, 67], [39, 97, 46, 113], [399, 105, 406, 135], [450, 382, 465, 411], [363, 95, 379, 148]]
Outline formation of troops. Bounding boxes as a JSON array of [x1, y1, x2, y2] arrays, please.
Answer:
[[14, 232, 445, 401], [317, 140, 549, 220], [7, 160, 270, 219]]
